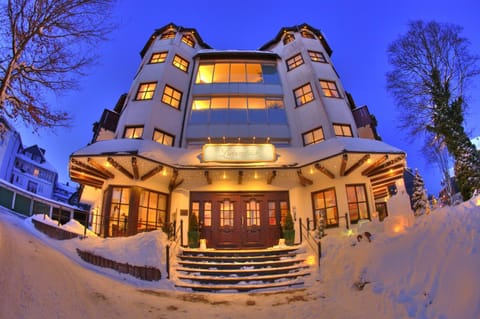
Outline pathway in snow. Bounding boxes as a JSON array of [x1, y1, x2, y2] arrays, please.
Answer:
[[0, 212, 358, 319]]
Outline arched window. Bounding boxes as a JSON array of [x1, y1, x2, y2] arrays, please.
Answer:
[[282, 33, 295, 45], [301, 30, 315, 39]]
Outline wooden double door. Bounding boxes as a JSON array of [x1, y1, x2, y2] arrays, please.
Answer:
[[190, 191, 289, 249]]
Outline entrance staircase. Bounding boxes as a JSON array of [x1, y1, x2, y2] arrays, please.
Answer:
[[173, 246, 311, 292]]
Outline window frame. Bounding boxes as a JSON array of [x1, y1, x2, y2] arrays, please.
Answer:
[[301, 30, 316, 39], [346, 184, 370, 223], [123, 125, 144, 139], [286, 53, 304, 71], [160, 31, 176, 40], [149, 51, 168, 64], [153, 128, 174, 146], [293, 83, 315, 107], [172, 54, 189, 72], [312, 187, 339, 228], [333, 123, 353, 137], [135, 82, 157, 101], [302, 127, 325, 146], [181, 34, 195, 47], [161, 85, 182, 109], [308, 50, 327, 63], [319, 79, 341, 98]]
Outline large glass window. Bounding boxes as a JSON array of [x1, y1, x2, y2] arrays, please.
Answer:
[[303, 127, 324, 146], [149, 52, 168, 64], [172, 54, 189, 72], [135, 82, 156, 100], [189, 96, 286, 125], [286, 53, 304, 71], [195, 62, 278, 84], [346, 184, 369, 223], [161, 85, 182, 109], [333, 124, 353, 137], [153, 129, 174, 146], [124, 126, 144, 139], [319, 80, 341, 98], [294, 83, 314, 107], [312, 188, 338, 227], [138, 189, 167, 232]]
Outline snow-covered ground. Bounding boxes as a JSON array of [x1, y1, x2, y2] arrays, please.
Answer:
[[1, 196, 479, 319]]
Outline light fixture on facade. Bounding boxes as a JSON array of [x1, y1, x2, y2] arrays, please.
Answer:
[[162, 168, 168, 176], [222, 171, 227, 179], [254, 171, 259, 179]]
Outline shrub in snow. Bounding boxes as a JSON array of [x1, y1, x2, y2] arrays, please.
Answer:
[[412, 169, 430, 216]]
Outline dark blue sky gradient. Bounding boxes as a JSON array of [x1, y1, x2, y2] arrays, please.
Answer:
[[17, 0, 480, 195]]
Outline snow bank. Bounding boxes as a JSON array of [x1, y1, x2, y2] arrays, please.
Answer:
[[320, 196, 480, 318]]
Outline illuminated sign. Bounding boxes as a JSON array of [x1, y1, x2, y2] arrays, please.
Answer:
[[202, 144, 276, 163]]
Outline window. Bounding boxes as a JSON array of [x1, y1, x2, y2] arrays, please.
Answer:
[[109, 187, 130, 237], [220, 199, 234, 227], [283, 33, 295, 45], [189, 96, 287, 125], [319, 80, 341, 98], [149, 52, 168, 64], [161, 85, 182, 109], [138, 189, 167, 232], [333, 124, 353, 137], [280, 201, 289, 226], [303, 127, 324, 145], [301, 30, 315, 39], [160, 31, 176, 40], [286, 53, 304, 71], [172, 55, 189, 72], [124, 126, 144, 139], [268, 202, 277, 225], [294, 83, 314, 107], [27, 181, 38, 193], [195, 62, 278, 84], [153, 129, 174, 146], [203, 202, 212, 227], [312, 188, 339, 227], [181, 34, 195, 47], [308, 50, 327, 63], [135, 82, 156, 100], [346, 184, 369, 223], [246, 199, 260, 227]]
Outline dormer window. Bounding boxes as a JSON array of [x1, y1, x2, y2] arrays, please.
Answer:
[[160, 30, 176, 40], [282, 33, 295, 45], [181, 34, 195, 48], [301, 30, 315, 39]]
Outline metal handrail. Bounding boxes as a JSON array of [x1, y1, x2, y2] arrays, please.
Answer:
[[299, 217, 322, 266], [166, 220, 183, 279]]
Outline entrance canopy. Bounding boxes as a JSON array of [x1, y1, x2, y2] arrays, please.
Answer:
[[69, 137, 406, 198]]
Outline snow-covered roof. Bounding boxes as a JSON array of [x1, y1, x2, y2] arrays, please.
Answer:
[[71, 137, 404, 168]]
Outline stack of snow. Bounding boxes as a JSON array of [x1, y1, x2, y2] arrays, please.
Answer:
[[319, 195, 480, 318]]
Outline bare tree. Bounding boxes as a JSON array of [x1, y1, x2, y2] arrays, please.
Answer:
[[0, 0, 115, 130], [386, 20, 480, 199]]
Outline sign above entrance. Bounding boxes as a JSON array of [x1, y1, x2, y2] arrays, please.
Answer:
[[202, 144, 276, 163]]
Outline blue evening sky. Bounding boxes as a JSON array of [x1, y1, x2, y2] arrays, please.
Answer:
[[16, 0, 480, 195]]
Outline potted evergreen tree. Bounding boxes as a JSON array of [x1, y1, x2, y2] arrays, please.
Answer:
[[188, 213, 200, 248], [282, 210, 295, 246]]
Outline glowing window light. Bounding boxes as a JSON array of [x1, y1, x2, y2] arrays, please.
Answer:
[[306, 255, 316, 266]]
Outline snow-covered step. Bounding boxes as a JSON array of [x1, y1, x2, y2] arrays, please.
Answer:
[[174, 278, 306, 292], [173, 246, 311, 292]]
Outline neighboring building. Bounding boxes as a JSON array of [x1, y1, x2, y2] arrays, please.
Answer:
[[70, 23, 410, 247], [0, 116, 77, 204]]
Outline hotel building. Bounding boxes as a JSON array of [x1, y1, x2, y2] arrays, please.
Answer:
[[69, 23, 409, 249]]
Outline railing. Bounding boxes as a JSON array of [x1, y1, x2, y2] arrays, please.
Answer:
[[166, 219, 184, 279], [298, 217, 322, 267]]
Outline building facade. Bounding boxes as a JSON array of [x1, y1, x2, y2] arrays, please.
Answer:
[[70, 23, 410, 248]]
